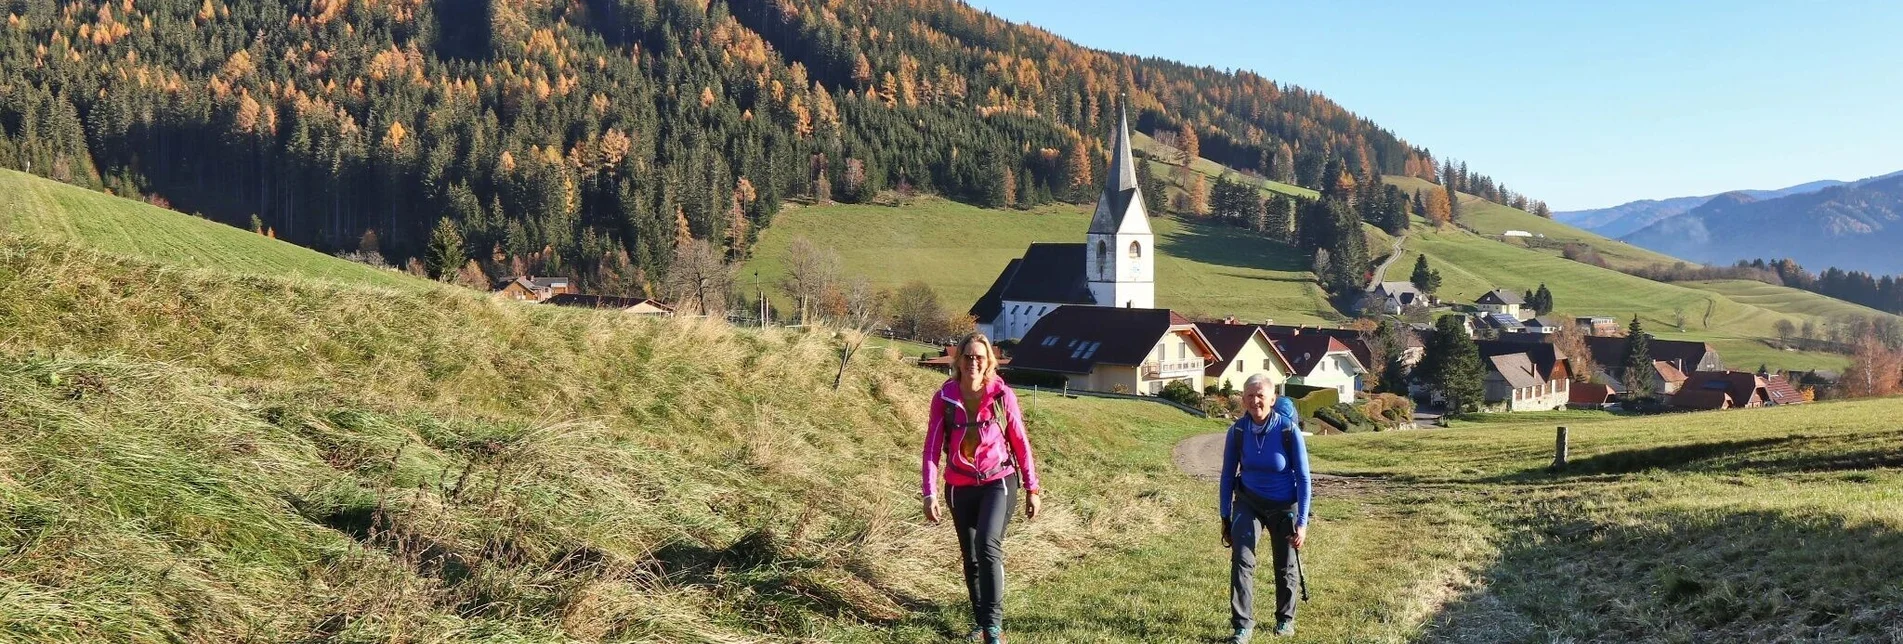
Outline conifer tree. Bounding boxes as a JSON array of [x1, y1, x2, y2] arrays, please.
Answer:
[[1428, 315, 1484, 414], [1622, 316, 1655, 401], [426, 217, 468, 281]]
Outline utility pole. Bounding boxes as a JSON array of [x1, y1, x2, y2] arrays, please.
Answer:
[[754, 270, 766, 327]]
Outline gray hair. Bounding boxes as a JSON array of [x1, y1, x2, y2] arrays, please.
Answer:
[[1242, 373, 1275, 394]]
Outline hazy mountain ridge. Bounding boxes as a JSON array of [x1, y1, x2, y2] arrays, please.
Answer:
[[1620, 175, 1903, 274], [1556, 170, 1902, 238]]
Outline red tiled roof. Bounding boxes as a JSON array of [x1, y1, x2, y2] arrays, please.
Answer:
[[1764, 374, 1807, 405], [1569, 382, 1613, 405], [1194, 322, 1290, 377], [1268, 332, 1359, 378]]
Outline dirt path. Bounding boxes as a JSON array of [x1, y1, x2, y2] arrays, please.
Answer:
[[1173, 431, 1397, 496]]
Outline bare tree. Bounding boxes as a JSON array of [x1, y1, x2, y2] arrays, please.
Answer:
[[1841, 335, 1902, 399], [890, 280, 949, 342], [1553, 320, 1597, 383], [781, 236, 841, 326], [832, 276, 889, 390], [1773, 319, 1797, 346], [664, 239, 735, 316]]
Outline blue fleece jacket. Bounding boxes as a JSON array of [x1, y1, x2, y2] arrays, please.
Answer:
[[1218, 396, 1311, 526]]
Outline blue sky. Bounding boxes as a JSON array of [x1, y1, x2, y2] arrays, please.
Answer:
[[965, 1, 1903, 211]]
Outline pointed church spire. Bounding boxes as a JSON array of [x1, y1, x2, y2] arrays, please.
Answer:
[[1109, 98, 1139, 195]]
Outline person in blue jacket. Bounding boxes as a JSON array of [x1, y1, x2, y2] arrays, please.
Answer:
[[1218, 372, 1311, 641]]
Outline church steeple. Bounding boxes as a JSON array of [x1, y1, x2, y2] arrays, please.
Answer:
[[1089, 100, 1149, 235], [1085, 97, 1154, 310]]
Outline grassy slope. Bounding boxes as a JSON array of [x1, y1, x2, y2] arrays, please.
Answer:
[[1132, 131, 1319, 201], [745, 199, 1342, 325], [1383, 175, 1680, 270], [0, 169, 418, 289], [1396, 222, 1849, 371], [0, 236, 1231, 641], [1313, 401, 1903, 642]]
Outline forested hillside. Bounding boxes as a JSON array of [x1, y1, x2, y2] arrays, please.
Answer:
[[0, 0, 1524, 298]]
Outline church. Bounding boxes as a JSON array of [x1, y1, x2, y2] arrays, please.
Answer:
[[969, 105, 1156, 341]]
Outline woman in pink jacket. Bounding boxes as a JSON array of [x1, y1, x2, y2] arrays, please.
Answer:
[[923, 332, 1041, 644]]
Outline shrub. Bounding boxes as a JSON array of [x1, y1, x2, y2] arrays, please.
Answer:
[[1314, 402, 1379, 433], [1360, 393, 1415, 429], [1158, 380, 1202, 407]]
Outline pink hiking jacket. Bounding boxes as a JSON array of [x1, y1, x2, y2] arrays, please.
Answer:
[[922, 378, 1040, 498]]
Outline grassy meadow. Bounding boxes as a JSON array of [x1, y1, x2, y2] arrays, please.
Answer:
[[0, 169, 419, 289], [745, 198, 1342, 326], [3, 181, 1902, 641]]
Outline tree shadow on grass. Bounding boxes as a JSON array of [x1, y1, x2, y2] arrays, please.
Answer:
[[1158, 219, 1310, 274], [1416, 508, 1903, 643], [1482, 429, 1903, 484]]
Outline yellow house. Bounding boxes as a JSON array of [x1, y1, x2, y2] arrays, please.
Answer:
[[1008, 306, 1218, 395], [1194, 322, 1293, 394]]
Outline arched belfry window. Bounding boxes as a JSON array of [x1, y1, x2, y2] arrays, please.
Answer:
[[1096, 240, 1109, 277], [1128, 240, 1142, 259]]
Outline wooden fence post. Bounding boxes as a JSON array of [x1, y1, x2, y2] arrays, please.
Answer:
[[1552, 426, 1569, 470]]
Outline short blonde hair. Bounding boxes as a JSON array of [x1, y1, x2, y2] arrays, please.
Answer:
[[951, 332, 999, 383]]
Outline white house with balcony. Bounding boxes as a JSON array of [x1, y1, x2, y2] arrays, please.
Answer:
[[1267, 331, 1366, 400], [970, 103, 1154, 340], [1006, 306, 1216, 395]]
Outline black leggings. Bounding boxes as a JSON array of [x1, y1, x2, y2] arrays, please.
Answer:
[[950, 471, 1019, 629]]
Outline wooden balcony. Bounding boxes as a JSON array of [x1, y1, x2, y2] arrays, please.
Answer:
[[1142, 358, 1205, 379]]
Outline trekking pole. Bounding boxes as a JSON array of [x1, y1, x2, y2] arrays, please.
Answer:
[[1290, 512, 1310, 601], [1294, 545, 1309, 601]]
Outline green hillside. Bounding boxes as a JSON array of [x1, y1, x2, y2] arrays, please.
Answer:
[[1132, 132, 1319, 201], [1384, 175, 1679, 270], [1395, 222, 1850, 371], [0, 170, 418, 289], [745, 198, 1343, 326]]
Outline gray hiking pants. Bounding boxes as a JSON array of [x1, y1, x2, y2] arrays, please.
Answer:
[[1230, 495, 1299, 630], [951, 471, 1019, 629]]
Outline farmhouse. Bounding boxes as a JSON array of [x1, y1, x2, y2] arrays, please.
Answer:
[[1367, 281, 1433, 315], [545, 293, 675, 315], [1672, 371, 1771, 410], [971, 105, 1154, 341], [1195, 322, 1294, 394], [1008, 306, 1217, 395], [494, 276, 577, 302], [1585, 336, 1723, 390], [1475, 289, 1525, 319], [1474, 340, 1572, 411]]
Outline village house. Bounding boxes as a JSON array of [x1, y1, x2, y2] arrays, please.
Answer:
[[1195, 322, 1294, 394], [1263, 324, 1380, 371], [1474, 340, 1572, 411], [1585, 336, 1723, 394], [1366, 281, 1434, 315], [1475, 288, 1526, 319], [1267, 331, 1365, 400], [1517, 315, 1566, 335], [545, 293, 675, 315], [1672, 371, 1771, 410], [971, 105, 1153, 341], [1762, 373, 1809, 406], [1008, 306, 1217, 395], [494, 276, 576, 302]]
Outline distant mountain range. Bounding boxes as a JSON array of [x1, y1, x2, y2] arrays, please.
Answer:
[[1555, 172, 1900, 239], [1615, 172, 1903, 275]]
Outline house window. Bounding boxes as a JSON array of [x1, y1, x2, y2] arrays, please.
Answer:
[[1263, 359, 1272, 371], [1010, 305, 1019, 315], [1129, 240, 1142, 259]]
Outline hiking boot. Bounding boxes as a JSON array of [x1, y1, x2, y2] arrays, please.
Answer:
[[963, 627, 984, 642], [1273, 619, 1296, 636], [1228, 626, 1253, 643], [982, 625, 1006, 644]]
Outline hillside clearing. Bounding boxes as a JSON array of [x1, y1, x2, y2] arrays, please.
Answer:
[[744, 198, 1341, 325], [0, 169, 419, 289]]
